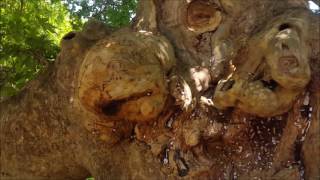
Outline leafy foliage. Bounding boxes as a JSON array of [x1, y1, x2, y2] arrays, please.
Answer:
[[0, 0, 137, 99], [63, 0, 137, 29], [0, 0, 72, 98]]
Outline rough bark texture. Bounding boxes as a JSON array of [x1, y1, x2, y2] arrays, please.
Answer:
[[1, 0, 319, 179]]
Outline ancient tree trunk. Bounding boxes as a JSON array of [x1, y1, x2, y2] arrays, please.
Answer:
[[1, 0, 319, 179]]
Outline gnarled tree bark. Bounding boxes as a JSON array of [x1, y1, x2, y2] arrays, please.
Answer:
[[1, 0, 319, 179]]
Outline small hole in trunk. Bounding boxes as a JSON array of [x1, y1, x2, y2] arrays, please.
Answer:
[[281, 43, 289, 50], [63, 32, 76, 40], [278, 23, 291, 31], [220, 79, 235, 91], [261, 79, 278, 91], [100, 100, 125, 116]]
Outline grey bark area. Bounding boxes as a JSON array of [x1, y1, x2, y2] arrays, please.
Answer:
[[1, 0, 319, 179]]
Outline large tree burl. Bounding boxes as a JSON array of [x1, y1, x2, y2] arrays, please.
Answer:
[[213, 10, 311, 117], [78, 30, 176, 123], [186, 0, 222, 33]]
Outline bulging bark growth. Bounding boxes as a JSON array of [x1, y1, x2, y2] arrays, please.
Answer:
[[1, 0, 319, 179]]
